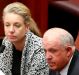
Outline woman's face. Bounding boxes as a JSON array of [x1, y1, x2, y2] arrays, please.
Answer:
[[3, 13, 29, 43]]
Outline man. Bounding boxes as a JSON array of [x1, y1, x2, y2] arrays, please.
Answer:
[[42, 27, 79, 75]]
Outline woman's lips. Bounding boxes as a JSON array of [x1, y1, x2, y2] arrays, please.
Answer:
[[8, 35, 16, 39]]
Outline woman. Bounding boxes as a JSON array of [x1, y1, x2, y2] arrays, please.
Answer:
[[0, 2, 49, 75]]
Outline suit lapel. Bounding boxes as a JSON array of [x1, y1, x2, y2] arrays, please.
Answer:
[[49, 69, 57, 75], [67, 50, 79, 75], [49, 50, 79, 75]]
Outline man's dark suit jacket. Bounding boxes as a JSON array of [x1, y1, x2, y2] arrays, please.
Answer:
[[49, 50, 79, 75]]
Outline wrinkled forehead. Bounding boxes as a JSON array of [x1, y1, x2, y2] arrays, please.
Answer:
[[42, 29, 64, 48], [42, 38, 62, 51], [43, 34, 61, 46]]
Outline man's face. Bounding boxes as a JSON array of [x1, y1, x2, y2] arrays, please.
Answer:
[[43, 37, 70, 71]]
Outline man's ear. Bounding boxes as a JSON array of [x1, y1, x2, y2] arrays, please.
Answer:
[[66, 46, 72, 57]]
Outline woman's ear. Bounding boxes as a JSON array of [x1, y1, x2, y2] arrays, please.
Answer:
[[25, 24, 29, 31]]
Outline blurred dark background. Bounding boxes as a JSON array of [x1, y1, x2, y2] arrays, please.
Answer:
[[48, 0, 79, 49]]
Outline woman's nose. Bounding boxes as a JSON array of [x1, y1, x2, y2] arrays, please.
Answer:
[[9, 26, 15, 33]]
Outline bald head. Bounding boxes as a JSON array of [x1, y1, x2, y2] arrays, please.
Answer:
[[43, 27, 74, 47], [43, 27, 75, 71]]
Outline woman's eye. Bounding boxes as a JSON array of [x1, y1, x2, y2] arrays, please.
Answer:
[[15, 24, 21, 28], [5, 24, 10, 27]]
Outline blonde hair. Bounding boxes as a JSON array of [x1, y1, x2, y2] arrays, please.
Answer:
[[3, 2, 41, 36]]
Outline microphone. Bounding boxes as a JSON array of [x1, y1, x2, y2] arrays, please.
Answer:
[[0, 45, 5, 53]]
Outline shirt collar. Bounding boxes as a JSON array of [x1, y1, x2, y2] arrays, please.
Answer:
[[60, 56, 73, 75]]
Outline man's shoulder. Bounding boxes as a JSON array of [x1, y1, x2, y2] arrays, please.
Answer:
[[74, 49, 79, 57]]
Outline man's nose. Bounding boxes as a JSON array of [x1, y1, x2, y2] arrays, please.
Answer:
[[46, 52, 52, 59]]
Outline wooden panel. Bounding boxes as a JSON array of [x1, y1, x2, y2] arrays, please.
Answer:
[[0, 0, 17, 38], [75, 33, 79, 50], [18, 0, 48, 35], [0, 0, 48, 37], [69, 0, 79, 5], [48, 0, 79, 49], [69, 0, 79, 49]]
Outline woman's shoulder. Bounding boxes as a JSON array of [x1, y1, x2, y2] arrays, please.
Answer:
[[27, 31, 42, 42], [27, 31, 43, 48], [31, 32, 42, 44]]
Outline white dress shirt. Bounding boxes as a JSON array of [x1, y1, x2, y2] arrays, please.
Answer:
[[60, 56, 73, 75]]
